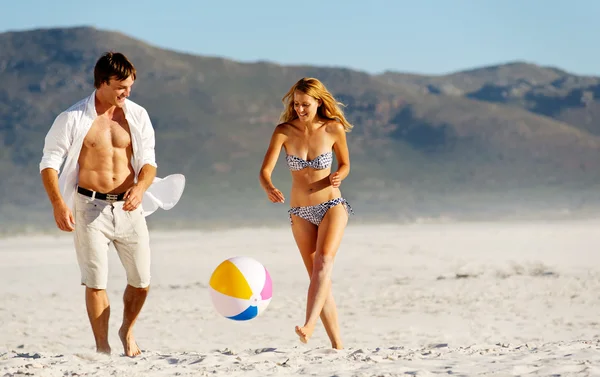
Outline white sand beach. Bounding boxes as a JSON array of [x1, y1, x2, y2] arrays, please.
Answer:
[[1, 220, 600, 376]]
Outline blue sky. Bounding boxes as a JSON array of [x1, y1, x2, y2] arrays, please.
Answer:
[[1, 0, 598, 76]]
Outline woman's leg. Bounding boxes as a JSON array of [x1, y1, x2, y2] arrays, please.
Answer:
[[294, 204, 348, 348], [290, 214, 343, 348]]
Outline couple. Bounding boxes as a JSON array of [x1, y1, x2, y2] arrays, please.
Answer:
[[40, 52, 354, 357]]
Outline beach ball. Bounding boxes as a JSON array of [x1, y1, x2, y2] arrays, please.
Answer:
[[209, 256, 272, 321]]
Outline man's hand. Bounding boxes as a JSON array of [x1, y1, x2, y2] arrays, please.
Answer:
[[53, 203, 75, 232], [123, 184, 146, 211]]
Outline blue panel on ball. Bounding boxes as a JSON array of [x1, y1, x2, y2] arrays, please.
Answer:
[[228, 305, 258, 321]]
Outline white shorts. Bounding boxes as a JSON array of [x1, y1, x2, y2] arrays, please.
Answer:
[[74, 193, 151, 289]]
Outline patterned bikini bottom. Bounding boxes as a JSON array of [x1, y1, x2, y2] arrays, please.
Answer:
[[288, 197, 354, 226]]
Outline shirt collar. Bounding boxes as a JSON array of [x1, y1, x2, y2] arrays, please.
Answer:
[[85, 90, 131, 120]]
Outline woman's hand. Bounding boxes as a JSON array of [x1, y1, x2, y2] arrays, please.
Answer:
[[266, 186, 285, 203], [330, 172, 342, 188]]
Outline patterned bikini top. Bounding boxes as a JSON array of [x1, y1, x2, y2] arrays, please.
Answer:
[[286, 151, 333, 171]]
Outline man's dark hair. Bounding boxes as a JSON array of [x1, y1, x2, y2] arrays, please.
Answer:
[[93, 52, 137, 89]]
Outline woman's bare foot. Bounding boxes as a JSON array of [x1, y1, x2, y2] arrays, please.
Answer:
[[118, 327, 141, 357], [331, 341, 343, 350], [295, 324, 315, 344]]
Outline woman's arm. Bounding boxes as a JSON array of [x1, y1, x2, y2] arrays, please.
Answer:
[[329, 122, 350, 188], [259, 124, 288, 202]]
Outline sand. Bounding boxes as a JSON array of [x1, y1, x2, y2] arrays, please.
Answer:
[[1, 220, 599, 376]]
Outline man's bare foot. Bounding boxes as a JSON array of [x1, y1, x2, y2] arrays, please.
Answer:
[[96, 345, 111, 355], [118, 327, 141, 357], [295, 324, 315, 344]]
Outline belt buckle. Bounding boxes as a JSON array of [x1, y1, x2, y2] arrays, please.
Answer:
[[105, 193, 119, 202]]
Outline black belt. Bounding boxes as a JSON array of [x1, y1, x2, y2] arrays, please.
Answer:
[[77, 186, 126, 202]]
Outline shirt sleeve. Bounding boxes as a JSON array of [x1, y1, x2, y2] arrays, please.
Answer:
[[39, 111, 73, 174], [140, 109, 157, 169]]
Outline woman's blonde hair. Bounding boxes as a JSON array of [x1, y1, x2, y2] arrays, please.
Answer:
[[279, 77, 353, 132]]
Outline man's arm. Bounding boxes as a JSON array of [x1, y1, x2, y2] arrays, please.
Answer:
[[41, 168, 75, 231], [123, 109, 158, 211], [40, 111, 75, 231], [41, 168, 64, 207], [135, 164, 157, 191], [123, 164, 156, 212]]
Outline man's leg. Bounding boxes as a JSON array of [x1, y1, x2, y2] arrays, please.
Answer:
[[74, 194, 113, 354], [85, 288, 111, 354], [118, 285, 149, 357], [113, 204, 151, 357]]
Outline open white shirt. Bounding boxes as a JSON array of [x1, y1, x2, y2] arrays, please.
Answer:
[[39, 91, 185, 217]]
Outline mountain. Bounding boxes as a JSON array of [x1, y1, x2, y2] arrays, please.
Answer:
[[1, 27, 600, 233], [380, 62, 600, 136]]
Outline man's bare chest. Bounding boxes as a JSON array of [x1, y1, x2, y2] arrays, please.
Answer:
[[84, 117, 132, 150]]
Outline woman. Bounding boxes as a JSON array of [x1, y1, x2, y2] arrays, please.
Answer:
[[259, 77, 353, 349]]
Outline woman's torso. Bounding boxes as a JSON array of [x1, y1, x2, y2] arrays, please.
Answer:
[[283, 120, 342, 207]]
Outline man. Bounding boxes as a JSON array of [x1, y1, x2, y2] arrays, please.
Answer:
[[40, 52, 183, 357]]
